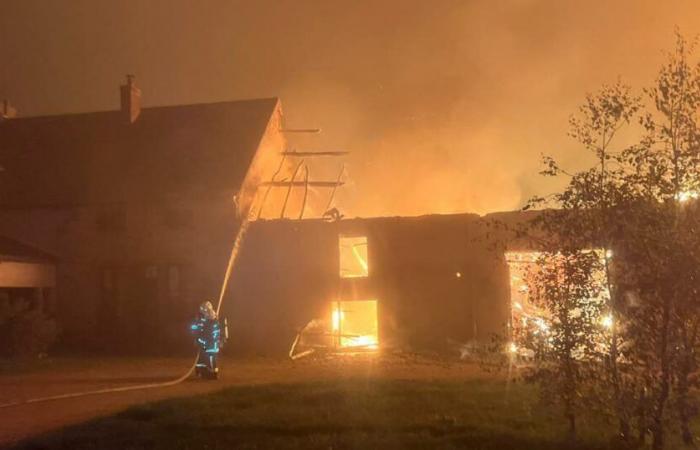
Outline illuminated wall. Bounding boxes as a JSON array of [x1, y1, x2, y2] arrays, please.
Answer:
[[225, 212, 518, 355]]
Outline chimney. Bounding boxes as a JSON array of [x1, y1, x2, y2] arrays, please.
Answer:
[[1, 100, 17, 119], [120, 74, 141, 123]]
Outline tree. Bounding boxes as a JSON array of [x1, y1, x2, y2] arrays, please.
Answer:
[[518, 31, 700, 449], [520, 79, 640, 443], [614, 31, 700, 448], [521, 249, 606, 440]]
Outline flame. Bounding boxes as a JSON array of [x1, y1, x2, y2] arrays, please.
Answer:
[[330, 300, 378, 350], [677, 191, 699, 203], [506, 250, 611, 357], [345, 334, 378, 349], [534, 318, 549, 333], [331, 309, 344, 331]]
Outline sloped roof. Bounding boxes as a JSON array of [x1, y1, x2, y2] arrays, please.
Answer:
[[0, 235, 55, 263], [0, 98, 279, 207]]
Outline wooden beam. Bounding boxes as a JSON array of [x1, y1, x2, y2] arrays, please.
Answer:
[[299, 166, 310, 220], [324, 164, 345, 213], [278, 128, 321, 133], [280, 160, 305, 219], [256, 154, 287, 220], [281, 150, 349, 157], [260, 181, 345, 188]]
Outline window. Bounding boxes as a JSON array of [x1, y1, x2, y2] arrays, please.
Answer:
[[339, 236, 368, 278], [331, 300, 378, 349]]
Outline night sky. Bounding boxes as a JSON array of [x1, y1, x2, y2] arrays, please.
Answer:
[[2, 0, 700, 217]]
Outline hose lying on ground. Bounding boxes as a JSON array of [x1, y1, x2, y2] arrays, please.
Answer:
[[0, 219, 250, 409]]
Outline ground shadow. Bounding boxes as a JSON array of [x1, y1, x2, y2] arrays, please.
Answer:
[[7, 378, 612, 450]]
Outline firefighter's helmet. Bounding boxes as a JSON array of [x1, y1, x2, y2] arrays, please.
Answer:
[[199, 301, 217, 320]]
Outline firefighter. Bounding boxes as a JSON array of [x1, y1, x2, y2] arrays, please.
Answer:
[[190, 300, 225, 379]]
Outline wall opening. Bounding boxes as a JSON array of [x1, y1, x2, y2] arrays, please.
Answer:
[[339, 236, 368, 278], [505, 252, 543, 333], [505, 250, 611, 356], [330, 300, 378, 349]]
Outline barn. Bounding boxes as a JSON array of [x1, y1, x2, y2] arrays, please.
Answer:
[[0, 77, 530, 355]]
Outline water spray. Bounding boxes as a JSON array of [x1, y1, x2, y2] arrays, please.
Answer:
[[0, 218, 251, 409]]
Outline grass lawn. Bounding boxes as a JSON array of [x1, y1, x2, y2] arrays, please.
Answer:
[[9, 376, 616, 450]]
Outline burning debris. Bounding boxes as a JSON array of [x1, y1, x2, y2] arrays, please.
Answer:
[[505, 250, 611, 360], [331, 300, 378, 349], [289, 233, 377, 360], [676, 190, 699, 203], [289, 300, 379, 360]]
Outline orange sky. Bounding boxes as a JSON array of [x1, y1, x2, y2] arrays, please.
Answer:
[[2, 0, 700, 217]]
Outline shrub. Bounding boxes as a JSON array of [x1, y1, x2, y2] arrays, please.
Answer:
[[0, 299, 60, 358]]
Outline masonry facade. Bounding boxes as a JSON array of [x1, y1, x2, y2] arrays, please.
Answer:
[[0, 78, 290, 351]]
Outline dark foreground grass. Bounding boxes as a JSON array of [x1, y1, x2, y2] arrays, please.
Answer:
[[10, 378, 615, 450]]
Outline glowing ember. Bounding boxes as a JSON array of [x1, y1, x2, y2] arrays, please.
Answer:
[[505, 250, 610, 355], [534, 318, 549, 333], [677, 191, 699, 203], [345, 334, 378, 349], [331, 309, 344, 331], [330, 300, 378, 350]]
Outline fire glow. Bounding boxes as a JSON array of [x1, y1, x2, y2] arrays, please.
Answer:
[[339, 236, 369, 278], [677, 191, 699, 203], [331, 300, 378, 350], [505, 250, 611, 357]]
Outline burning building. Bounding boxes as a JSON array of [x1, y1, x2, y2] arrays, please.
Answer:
[[224, 213, 522, 355], [0, 77, 533, 354]]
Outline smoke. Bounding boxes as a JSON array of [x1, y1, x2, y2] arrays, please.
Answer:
[[257, 0, 700, 217], [2, 0, 700, 217]]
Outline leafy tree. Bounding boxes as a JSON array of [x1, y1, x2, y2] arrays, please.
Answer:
[[519, 31, 700, 449], [613, 32, 700, 448], [520, 79, 640, 443], [521, 249, 607, 439]]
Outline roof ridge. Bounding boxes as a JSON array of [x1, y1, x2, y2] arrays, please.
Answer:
[[1, 97, 279, 121], [0, 234, 57, 262], [0, 97, 279, 206]]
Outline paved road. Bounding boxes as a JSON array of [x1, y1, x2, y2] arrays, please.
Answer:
[[0, 354, 485, 446]]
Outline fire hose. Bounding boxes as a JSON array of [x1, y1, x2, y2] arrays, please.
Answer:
[[0, 219, 250, 409]]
